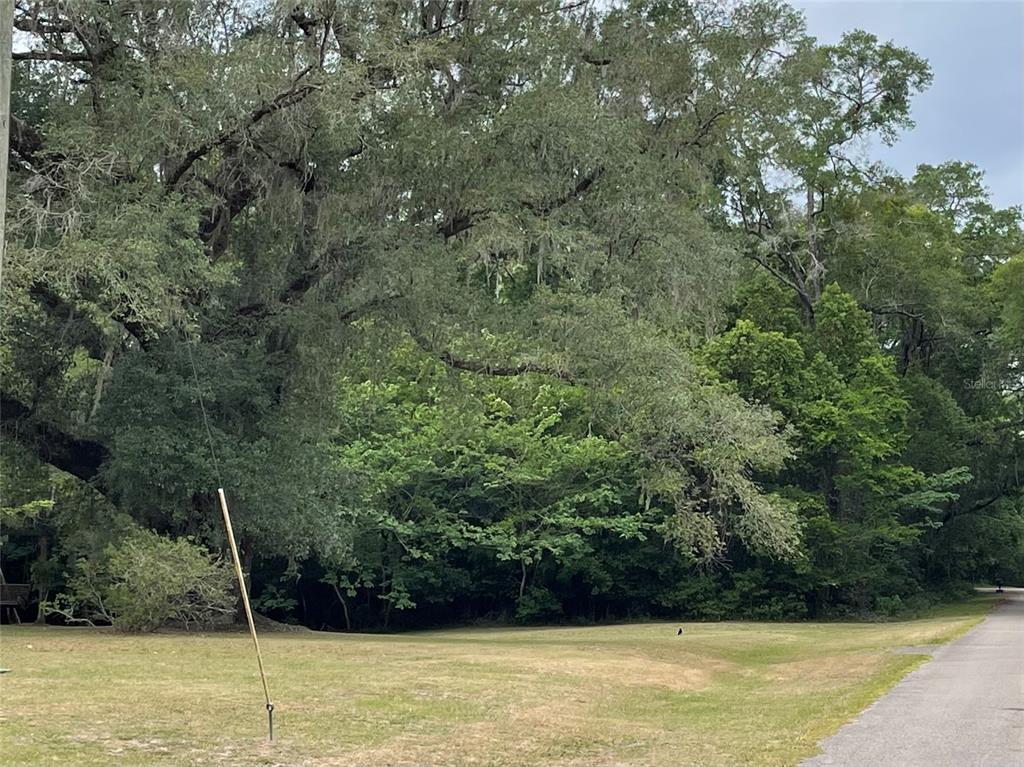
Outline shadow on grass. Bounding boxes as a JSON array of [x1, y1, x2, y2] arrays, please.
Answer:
[[923, 591, 1002, 619]]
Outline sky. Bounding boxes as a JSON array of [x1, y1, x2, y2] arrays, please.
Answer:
[[795, 0, 1024, 209]]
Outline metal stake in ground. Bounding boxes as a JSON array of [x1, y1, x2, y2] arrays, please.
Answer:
[[217, 487, 274, 741]]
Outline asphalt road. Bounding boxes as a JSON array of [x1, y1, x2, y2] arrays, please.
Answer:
[[803, 588, 1024, 767]]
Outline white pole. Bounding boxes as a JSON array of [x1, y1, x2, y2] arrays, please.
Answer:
[[0, 0, 14, 292]]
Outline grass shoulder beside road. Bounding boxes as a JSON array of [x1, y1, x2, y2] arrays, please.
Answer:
[[0, 593, 999, 767]]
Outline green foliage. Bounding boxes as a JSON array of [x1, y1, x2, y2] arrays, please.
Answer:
[[993, 256, 1024, 355], [2, 0, 1020, 628], [874, 594, 903, 617], [0, 498, 54, 526], [329, 351, 646, 619], [515, 586, 565, 623], [47, 530, 234, 632], [704, 283, 996, 612], [813, 285, 881, 377], [252, 583, 299, 620], [702, 320, 807, 410]]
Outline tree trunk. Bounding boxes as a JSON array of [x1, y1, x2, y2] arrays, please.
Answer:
[[805, 183, 825, 306], [813, 586, 830, 619], [331, 583, 352, 631], [34, 534, 49, 624], [233, 540, 255, 623], [87, 344, 116, 423]]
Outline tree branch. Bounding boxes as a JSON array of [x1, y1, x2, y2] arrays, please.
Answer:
[[1, 394, 109, 484], [28, 280, 152, 352], [679, 109, 728, 149], [942, 489, 1012, 524], [439, 353, 576, 383], [165, 69, 320, 190], [747, 251, 815, 321], [438, 208, 489, 239], [13, 9, 74, 35], [9, 114, 46, 164], [13, 50, 90, 63], [523, 166, 604, 215], [868, 305, 924, 320]]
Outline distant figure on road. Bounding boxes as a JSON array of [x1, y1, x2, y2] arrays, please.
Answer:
[[995, 578, 1004, 593]]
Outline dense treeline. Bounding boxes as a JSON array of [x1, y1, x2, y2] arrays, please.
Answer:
[[3, 1, 1022, 630]]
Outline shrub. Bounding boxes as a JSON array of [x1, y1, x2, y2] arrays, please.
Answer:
[[47, 529, 235, 631], [874, 594, 903, 617], [252, 583, 298, 621], [515, 586, 564, 622]]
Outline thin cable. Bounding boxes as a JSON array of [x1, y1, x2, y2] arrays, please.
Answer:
[[183, 329, 274, 740], [183, 330, 224, 487]]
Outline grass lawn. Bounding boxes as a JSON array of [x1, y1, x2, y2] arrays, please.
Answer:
[[0, 595, 997, 767]]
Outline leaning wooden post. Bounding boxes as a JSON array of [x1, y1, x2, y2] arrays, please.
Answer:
[[217, 488, 274, 740]]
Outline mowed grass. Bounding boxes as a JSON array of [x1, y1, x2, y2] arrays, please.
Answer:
[[0, 595, 997, 767]]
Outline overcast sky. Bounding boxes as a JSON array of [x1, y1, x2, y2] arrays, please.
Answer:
[[795, 0, 1024, 209]]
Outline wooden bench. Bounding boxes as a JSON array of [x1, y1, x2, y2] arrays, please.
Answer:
[[0, 584, 32, 624]]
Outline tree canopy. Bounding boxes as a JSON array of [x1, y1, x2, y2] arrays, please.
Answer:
[[4, 0, 1021, 629]]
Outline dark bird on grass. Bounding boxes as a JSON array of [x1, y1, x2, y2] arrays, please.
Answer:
[[677, 628, 683, 636]]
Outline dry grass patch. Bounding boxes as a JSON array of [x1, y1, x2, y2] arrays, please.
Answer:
[[0, 594, 997, 767]]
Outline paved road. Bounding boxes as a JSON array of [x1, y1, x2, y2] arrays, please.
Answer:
[[803, 588, 1024, 767]]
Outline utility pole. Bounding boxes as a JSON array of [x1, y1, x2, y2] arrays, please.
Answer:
[[0, 0, 14, 292]]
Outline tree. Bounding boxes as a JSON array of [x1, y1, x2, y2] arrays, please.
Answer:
[[4, 1, 1021, 627], [4, 0, 804, 571]]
